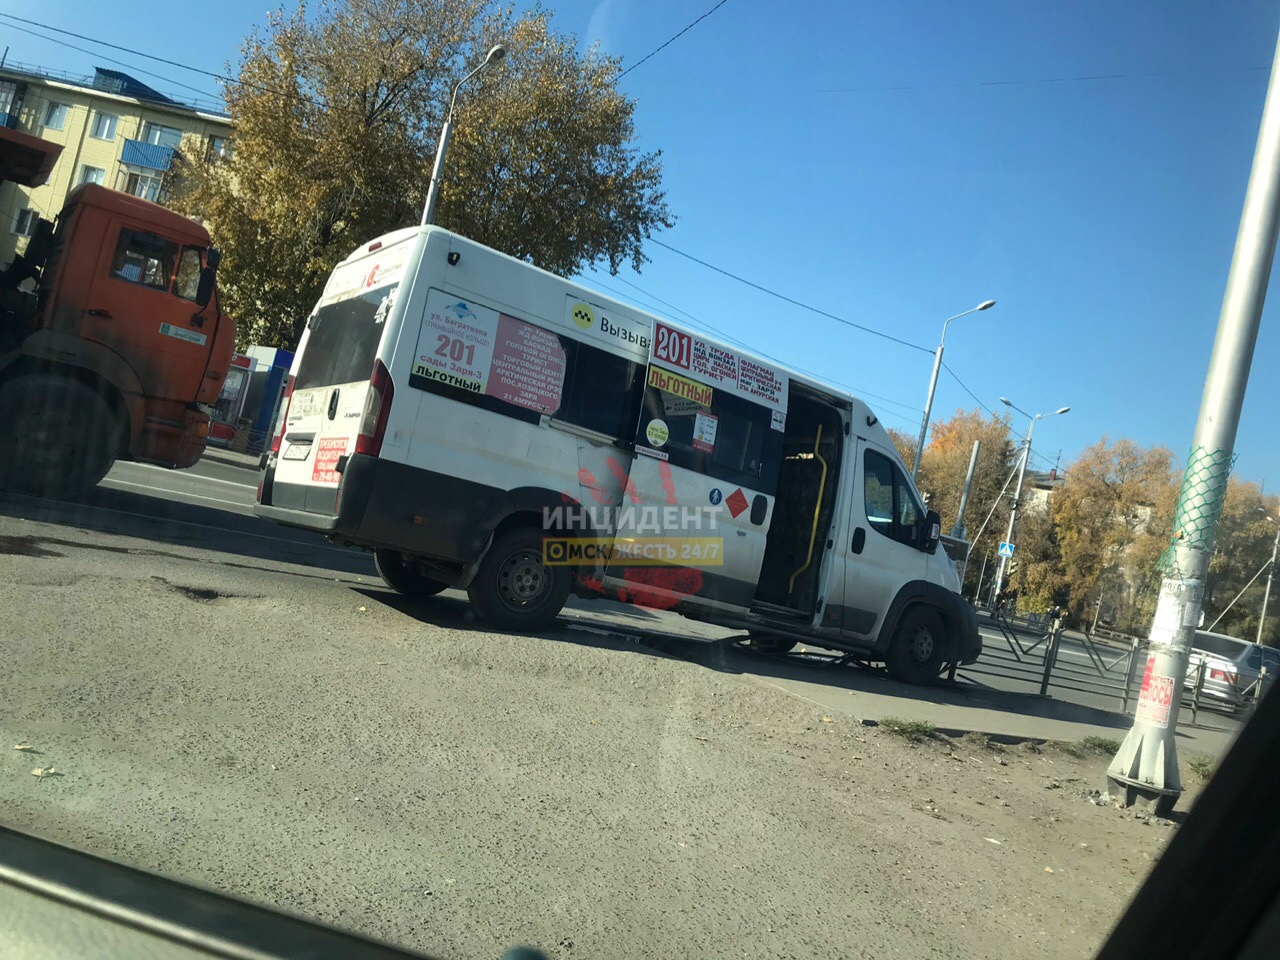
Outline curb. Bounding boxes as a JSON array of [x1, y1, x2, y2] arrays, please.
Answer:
[[200, 450, 261, 471]]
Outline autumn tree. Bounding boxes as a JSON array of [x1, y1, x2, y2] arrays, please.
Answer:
[[903, 409, 1016, 595], [1050, 438, 1174, 619], [173, 0, 674, 348], [916, 409, 1017, 538], [1198, 480, 1280, 643], [1115, 465, 1179, 633], [886, 428, 916, 469], [1014, 501, 1068, 612]]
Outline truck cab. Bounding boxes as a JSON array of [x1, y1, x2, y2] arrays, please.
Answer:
[[0, 126, 234, 498]]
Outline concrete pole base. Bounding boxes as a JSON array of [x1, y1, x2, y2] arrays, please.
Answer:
[[1106, 774, 1181, 817]]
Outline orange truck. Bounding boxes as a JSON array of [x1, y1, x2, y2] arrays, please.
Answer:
[[0, 125, 234, 498]]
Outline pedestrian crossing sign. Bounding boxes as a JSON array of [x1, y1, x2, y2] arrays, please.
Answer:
[[998, 542, 1015, 559]]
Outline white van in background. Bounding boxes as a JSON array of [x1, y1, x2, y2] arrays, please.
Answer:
[[255, 227, 981, 684]]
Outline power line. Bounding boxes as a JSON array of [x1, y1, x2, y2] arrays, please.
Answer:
[[597, 272, 925, 420], [818, 65, 1269, 95], [940, 360, 1001, 420], [649, 238, 932, 354], [939, 359, 1073, 477], [0, 19, 227, 110], [0, 11, 504, 136], [618, 0, 732, 79], [0, 13, 227, 87], [0, 13, 391, 124]]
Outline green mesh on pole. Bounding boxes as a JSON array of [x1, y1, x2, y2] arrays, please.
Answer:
[[1159, 446, 1236, 570]]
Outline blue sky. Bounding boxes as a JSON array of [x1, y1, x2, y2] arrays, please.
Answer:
[[6, 0, 1280, 485]]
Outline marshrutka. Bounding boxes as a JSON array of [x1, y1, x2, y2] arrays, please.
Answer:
[[255, 226, 981, 685]]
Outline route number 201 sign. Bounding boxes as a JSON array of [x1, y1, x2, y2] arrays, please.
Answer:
[[434, 334, 478, 367], [654, 324, 692, 369], [650, 321, 787, 417]]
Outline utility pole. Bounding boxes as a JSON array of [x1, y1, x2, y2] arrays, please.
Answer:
[[1108, 28, 1280, 815], [421, 45, 506, 226], [990, 437, 1030, 606], [911, 301, 996, 482], [989, 400, 1070, 608], [1258, 518, 1279, 644], [950, 440, 981, 539]]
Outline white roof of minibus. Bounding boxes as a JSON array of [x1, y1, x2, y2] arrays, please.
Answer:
[[337, 225, 902, 459]]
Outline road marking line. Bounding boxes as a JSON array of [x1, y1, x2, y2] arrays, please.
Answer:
[[118, 463, 256, 490], [17, 494, 363, 557], [101, 478, 256, 510]]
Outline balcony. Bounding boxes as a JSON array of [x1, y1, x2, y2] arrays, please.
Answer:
[[120, 139, 174, 171]]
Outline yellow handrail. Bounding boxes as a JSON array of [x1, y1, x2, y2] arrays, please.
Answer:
[[788, 424, 828, 597]]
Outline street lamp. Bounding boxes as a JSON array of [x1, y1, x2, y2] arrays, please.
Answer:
[[421, 43, 507, 226], [989, 397, 1070, 607], [1258, 510, 1279, 644], [911, 299, 997, 481]]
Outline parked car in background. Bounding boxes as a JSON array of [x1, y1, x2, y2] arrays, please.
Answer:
[[1186, 631, 1279, 712]]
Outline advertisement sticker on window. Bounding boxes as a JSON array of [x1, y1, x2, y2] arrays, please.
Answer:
[[412, 297, 494, 394], [692, 411, 718, 453], [651, 321, 787, 422], [410, 290, 566, 415]]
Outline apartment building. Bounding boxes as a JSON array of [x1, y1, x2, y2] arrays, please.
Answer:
[[0, 61, 232, 265]]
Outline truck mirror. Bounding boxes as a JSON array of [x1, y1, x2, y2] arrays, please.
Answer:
[[195, 266, 216, 307], [922, 510, 942, 552], [207, 247, 222, 271]]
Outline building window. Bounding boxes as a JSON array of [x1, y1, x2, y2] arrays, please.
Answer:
[[123, 170, 164, 202], [0, 81, 17, 122], [12, 209, 39, 237], [90, 112, 118, 140], [207, 136, 232, 162], [78, 165, 106, 186], [142, 123, 183, 150], [42, 102, 69, 130]]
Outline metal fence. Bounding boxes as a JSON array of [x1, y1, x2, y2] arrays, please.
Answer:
[[959, 611, 1262, 721]]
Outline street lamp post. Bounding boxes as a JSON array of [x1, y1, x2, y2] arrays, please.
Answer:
[[1259, 513, 1279, 644], [911, 300, 996, 482], [989, 398, 1070, 607], [421, 44, 507, 226]]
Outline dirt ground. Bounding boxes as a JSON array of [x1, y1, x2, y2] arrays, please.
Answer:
[[0, 517, 1211, 960]]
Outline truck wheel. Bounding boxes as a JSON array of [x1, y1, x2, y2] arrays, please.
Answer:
[[467, 527, 570, 632], [747, 633, 798, 655], [374, 549, 448, 598], [0, 375, 120, 499], [885, 606, 946, 685]]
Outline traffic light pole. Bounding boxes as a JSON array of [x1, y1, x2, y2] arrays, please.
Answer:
[[1107, 28, 1280, 814]]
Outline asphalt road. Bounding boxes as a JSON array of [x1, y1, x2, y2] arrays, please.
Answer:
[[5, 455, 1235, 756], [0, 458, 376, 577], [5, 456, 1191, 960]]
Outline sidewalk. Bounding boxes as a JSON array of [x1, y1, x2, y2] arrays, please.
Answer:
[[200, 447, 262, 471], [562, 602, 1240, 760]]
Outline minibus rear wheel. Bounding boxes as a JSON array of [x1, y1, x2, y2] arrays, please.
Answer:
[[468, 527, 571, 631], [374, 549, 448, 598]]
